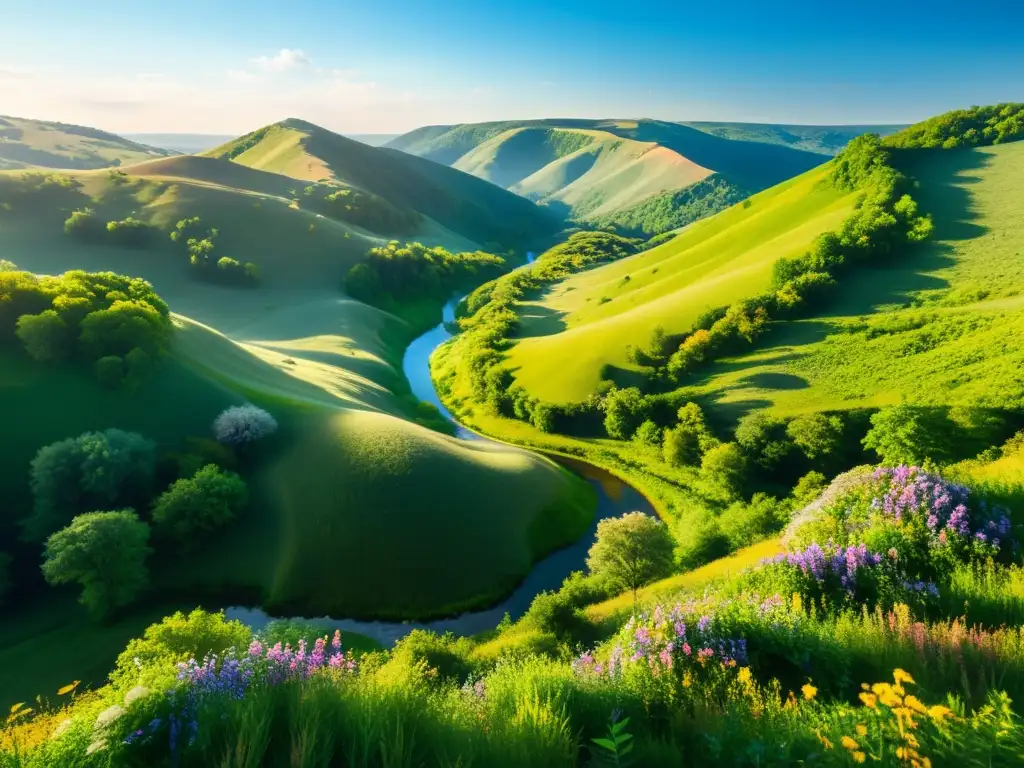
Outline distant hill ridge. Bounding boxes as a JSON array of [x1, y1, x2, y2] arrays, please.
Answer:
[[201, 117, 561, 250], [0, 114, 174, 171], [386, 118, 838, 235]]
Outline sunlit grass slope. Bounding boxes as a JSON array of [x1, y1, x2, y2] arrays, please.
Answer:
[[0, 157, 591, 619], [453, 126, 712, 218], [683, 141, 1024, 421], [203, 119, 561, 248], [504, 163, 861, 402], [0, 114, 173, 170]]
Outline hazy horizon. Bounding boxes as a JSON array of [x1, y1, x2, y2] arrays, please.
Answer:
[[2, 0, 1022, 135]]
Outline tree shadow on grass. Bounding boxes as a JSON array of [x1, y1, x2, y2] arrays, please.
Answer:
[[513, 303, 567, 338], [731, 372, 809, 391]]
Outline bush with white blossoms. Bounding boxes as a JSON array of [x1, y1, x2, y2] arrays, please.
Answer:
[[212, 405, 278, 445]]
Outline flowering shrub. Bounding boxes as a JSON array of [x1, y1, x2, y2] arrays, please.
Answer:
[[212, 404, 278, 445], [574, 602, 748, 702], [787, 465, 1015, 586]]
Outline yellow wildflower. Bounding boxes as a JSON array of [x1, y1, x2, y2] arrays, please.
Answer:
[[928, 705, 953, 721], [855, 724, 868, 737], [905, 695, 927, 714], [841, 736, 860, 751], [893, 669, 915, 685], [816, 731, 833, 750], [56, 681, 80, 697], [737, 667, 752, 684], [859, 692, 878, 709], [802, 683, 818, 701], [852, 751, 867, 764]]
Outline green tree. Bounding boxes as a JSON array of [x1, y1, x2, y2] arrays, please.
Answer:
[[662, 402, 716, 466], [16, 310, 72, 362], [632, 420, 662, 447], [700, 442, 747, 499], [735, 412, 794, 470], [41, 510, 151, 617], [24, 429, 156, 542], [786, 413, 844, 460], [791, 471, 827, 508], [603, 387, 648, 440], [862, 404, 947, 465], [152, 465, 248, 544], [586, 512, 675, 612], [78, 299, 172, 359], [674, 510, 729, 570]]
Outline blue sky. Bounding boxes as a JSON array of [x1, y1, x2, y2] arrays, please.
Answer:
[[1, 0, 1021, 133]]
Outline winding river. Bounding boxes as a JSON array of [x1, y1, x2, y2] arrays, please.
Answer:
[[227, 269, 654, 646]]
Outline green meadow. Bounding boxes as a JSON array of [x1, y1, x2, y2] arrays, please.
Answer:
[[503, 163, 861, 402]]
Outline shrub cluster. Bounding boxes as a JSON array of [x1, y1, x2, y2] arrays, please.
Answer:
[[169, 218, 261, 287], [345, 240, 506, 309], [0, 268, 172, 387], [884, 102, 1023, 149]]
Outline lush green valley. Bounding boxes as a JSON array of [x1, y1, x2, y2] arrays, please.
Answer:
[[4, 99, 1024, 768]]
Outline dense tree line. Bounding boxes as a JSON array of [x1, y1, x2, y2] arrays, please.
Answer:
[[0, 267, 173, 388], [586, 176, 749, 237], [345, 240, 506, 309], [883, 102, 1023, 150], [651, 134, 933, 381]]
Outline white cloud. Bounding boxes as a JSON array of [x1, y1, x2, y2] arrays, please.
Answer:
[[252, 48, 312, 73], [226, 69, 260, 83]]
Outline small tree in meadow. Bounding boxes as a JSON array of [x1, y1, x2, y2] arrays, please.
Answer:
[[786, 413, 844, 460], [663, 402, 716, 466], [42, 510, 151, 618], [213, 404, 278, 445], [586, 512, 675, 612], [152, 464, 248, 545], [862, 403, 946, 465], [700, 441, 747, 499]]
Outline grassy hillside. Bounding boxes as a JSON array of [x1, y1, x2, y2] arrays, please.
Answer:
[[0, 150, 592, 623], [387, 118, 826, 235], [0, 115, 174, 170], [682, 121, 906, 155], [681, 140, 1024, 421], [502, 163, 860, 402], [203, 119, 562, 249]]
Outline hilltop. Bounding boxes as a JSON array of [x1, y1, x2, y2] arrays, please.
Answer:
[[386, 118, 829, 235], [0, 115, 174, 170], [682, 121, 906, 155], [203, 118, 561, 248]]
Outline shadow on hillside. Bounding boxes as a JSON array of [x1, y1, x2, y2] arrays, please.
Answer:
[[893, 146, 992, 243], [732, 372, 809, 391], [514, 303, 567, 337]]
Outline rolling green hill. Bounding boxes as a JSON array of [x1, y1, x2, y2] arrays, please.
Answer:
[[681, 121, 906, 155], [202, 118, 562, 248], [431, 105, 1024, 526], [0, 139, 590, 623], [680, 139, 1024, 421], [501, 162, 861, 403], [0, 115, 175, 171], [387, 119, 827, 235]]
